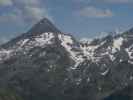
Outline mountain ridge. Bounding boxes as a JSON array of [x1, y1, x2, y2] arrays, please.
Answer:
[[0, 18, 133, 100], [0, 18, 62, 49]]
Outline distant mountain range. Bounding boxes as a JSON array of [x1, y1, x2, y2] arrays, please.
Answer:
[[0, 18, 133, 100]]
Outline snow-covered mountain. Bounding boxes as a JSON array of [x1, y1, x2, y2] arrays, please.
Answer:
[[0, 18, 133, 100]]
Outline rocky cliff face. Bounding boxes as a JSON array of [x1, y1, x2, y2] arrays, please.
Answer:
[[0, 18, 133, 100]]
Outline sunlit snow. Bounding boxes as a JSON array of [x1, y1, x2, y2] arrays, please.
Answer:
[[113, 37, 124, 50]]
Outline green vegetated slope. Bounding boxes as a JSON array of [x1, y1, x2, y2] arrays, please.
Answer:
[[0, 88, 23, 100]]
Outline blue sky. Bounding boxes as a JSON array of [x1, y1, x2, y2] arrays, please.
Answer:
[[0, 0, 133, 43]]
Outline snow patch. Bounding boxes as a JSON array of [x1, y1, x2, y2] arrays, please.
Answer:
[[101, 69, 109, 76], [80, 41, 106, 62], [125, 48, 133, 60], [34, 32, 54, 46], [128, 60, 133, 64], [130, 76, 133, 80], [87, 77, 90, 82], [58, 34, 84, 69], [113, 37, 124, 50], [20, 39, 29, 47], [0, 49, 13, 61], [80, 38, 92, 44]]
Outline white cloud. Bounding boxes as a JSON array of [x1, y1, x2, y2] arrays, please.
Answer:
[[75, 0, 133, 4], [78, 6, 113, 18], [99, 0, 133, 3], [15, 0, 39, 6], [23, 7, 46, 21], [74, 0, 91, 3], [0, 0, 52, 25], [0, 8, 23, 23], [0, 0, 13, 6]]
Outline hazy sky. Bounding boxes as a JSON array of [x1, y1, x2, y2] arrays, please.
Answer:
[[0, 0, 133, 42]]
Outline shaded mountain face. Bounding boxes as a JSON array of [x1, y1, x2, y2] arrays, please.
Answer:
[[103, 85, 133, 100], [0, 18, 133, 100], [27, 18, 61, 35]]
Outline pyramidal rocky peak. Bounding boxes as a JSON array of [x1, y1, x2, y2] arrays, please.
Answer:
[[27, 18, 61, 35], [0, 18, 133, 100]]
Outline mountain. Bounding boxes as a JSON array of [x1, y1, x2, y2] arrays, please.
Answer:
[[0, 18, 133, 100], [27, 18, 61, 35], [1, 18, 61, 48]]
